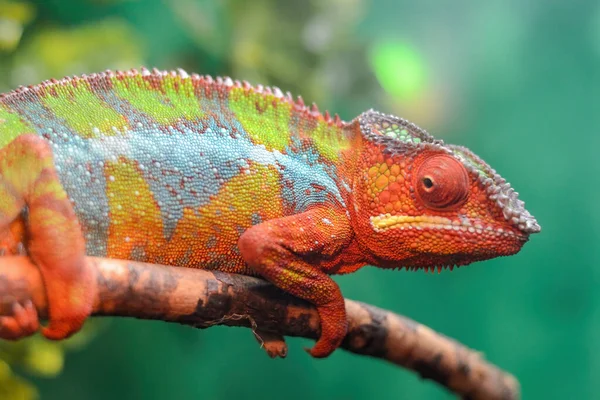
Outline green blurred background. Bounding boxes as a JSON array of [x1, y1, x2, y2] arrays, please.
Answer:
[[0, 0, 597, 398]]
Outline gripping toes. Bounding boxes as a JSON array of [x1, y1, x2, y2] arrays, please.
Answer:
[[307, 301, 348, 358], [0, 301, 40, 340]]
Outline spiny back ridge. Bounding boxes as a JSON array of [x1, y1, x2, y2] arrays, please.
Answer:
[[0, 67, 346, 128]]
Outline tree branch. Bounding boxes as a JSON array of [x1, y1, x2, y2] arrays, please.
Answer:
[[0, 256, 519, 399]]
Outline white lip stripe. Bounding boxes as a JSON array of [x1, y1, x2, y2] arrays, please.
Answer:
[[369, 214, 525, 238]]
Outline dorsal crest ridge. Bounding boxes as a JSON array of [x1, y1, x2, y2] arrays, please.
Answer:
[[0, 67, 345, 129]]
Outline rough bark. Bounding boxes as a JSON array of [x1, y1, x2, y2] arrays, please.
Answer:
[[0, 256, 519, 400]]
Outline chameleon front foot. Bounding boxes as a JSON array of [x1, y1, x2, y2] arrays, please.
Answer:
[[0, 301, 40, 340], [238, 206, 354, 358], [306, 301, 348, 358]]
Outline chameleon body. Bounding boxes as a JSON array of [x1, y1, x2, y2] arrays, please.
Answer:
[[0, 68, 540, 357]]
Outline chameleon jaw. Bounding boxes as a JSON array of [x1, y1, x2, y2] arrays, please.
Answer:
[[369, 213, 526, 240]]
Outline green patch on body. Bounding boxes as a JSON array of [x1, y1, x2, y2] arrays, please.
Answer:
[[112, 75, 205, 125], [43, 82, 129, 138], [0, 105, 35, 147], [310, 120, 347, 162], [229, 87, 291, 151]]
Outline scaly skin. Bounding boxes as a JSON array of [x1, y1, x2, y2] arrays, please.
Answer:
[[0, 68, 540, 357]]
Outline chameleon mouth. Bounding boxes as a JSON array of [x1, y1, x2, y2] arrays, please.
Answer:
[[369, 214, 527, 240]]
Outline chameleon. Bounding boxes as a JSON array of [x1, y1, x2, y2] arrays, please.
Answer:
[[0, 68, 540, 357]]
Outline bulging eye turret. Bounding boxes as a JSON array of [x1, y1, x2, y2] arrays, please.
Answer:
[[415, 154, 469, 210]]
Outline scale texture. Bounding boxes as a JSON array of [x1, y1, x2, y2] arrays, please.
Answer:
[[0, 68, 540, 357]]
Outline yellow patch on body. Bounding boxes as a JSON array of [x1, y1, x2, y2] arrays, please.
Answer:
[[163, 162, 284, 269], [104, 158, 166, 259]]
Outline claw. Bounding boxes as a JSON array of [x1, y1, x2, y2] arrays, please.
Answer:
[[305, 303, 348, 358], [305, 335, 344, 358], [0, 300, 40, 340]]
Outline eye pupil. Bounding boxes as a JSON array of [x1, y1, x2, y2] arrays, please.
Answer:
[[423, 177, 434, 189]]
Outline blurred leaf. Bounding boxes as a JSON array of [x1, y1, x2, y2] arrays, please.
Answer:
[[0, 336, 65, 378], [21, 341, 63, 377], [8, 17, 143, 87], [369, 40, 427, 102], [0, 0, 34, 21], [0, 319, 106, 398], [0, 360, 39, 400], [0, 0, 35, 51], [168, 0, 228, 60]]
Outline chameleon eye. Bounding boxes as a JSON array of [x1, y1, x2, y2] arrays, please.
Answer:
[[415, 154, 469, 210]]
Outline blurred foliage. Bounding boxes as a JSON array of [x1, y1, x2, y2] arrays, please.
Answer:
[[0, 0, 34, 51], [0, 360, 38, 400], [0, 320, 104, 399], [369, 40, 427, 102], [0, 0, 597, 399], [9, 18, 142, 81]]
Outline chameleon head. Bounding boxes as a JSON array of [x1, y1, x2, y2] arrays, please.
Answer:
[[350, 110, 540, 271]]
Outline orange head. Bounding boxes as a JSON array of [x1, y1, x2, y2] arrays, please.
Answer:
[[348, 110, 540, 271]]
